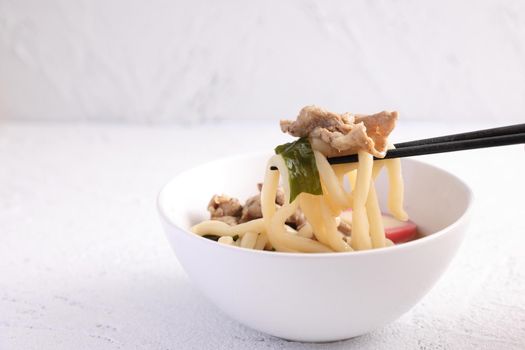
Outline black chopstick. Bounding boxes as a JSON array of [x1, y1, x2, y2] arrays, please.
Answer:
[[328, 132, 525, 165], [394, 123, 525, 148], [329, 123, 525, 164], [269, 123, 525, 169]]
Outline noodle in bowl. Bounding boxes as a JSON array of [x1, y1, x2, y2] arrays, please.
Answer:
[[157, 153, 472, 342]]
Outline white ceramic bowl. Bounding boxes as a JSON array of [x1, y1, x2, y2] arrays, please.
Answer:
[[157, 153, 472, 342]]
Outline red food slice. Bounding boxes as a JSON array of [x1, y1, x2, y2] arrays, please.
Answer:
[[340, 210, 417, 244], [382, 215, 417, 243]]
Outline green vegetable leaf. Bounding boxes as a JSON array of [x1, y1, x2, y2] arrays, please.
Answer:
[[274, 137, 323, 202]]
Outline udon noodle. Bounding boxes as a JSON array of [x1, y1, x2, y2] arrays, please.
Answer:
[[191, 106, 409, 253]]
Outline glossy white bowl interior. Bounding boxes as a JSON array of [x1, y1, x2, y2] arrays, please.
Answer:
[[157, 153, 472, 342]]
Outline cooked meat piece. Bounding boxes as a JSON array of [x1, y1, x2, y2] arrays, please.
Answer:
[[337, 220, 352, 236], [240, 194, 261, 223], [354, 112, 398, 155], [213, 183, 303, 225], [280, 106, 353, 137], [240, 184, 293, 223], [312, 124, 370, 157], [280, 105, 398, 158], [286, 209, 306, 230], [208, 194, 242, 218], [213, 215, 239, 226]]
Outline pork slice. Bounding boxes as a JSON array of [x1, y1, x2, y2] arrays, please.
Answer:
[[280, 105, 398, 158], [208, 194, 243, 219], [240, 184, 287, 223], [337, 220, 352, 236], [280, 105, 353, 137], [286, 209, 306, 230], [240, 194, 262, 223]]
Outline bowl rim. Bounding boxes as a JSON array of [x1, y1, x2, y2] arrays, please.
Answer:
[[157, 152, 473, 259]]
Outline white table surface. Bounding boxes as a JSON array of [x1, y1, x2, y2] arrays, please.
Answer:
[[1, 120, 524, 350]]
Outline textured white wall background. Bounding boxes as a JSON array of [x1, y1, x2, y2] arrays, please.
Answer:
[[0, 0, 524, 123]]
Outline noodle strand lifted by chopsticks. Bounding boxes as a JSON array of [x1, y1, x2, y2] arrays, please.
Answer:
[[349, 151, 373, 250], [192, 149, 407, 253], [191, 106, 408, 253]]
